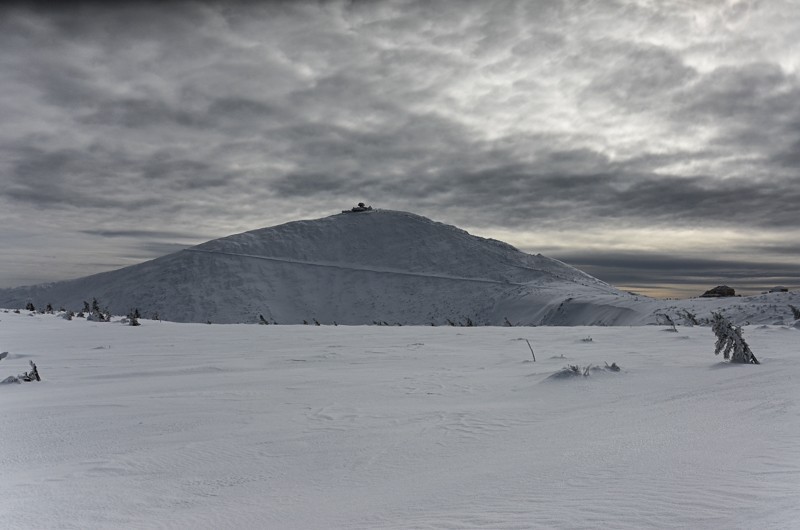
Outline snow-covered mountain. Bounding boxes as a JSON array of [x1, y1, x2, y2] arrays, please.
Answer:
[[1, 209, 797, 325]]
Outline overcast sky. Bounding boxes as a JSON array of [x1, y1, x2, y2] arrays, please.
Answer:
[[1, 0, 799, 298]]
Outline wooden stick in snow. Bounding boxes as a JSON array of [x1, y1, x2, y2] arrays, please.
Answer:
[[525, 339, 536, 362]]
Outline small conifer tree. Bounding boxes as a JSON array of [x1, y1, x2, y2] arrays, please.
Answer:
[[680, 309, 699, 326], [711, 312, 759, 364], [127, 308, 141, 326], [87, 298, 109, 322], [655, 313, 678, 332]]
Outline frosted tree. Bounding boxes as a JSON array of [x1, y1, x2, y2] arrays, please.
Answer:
[[655, 312, 678, 332], [127, 308, 141, 326], [711, 312, 759, 364]]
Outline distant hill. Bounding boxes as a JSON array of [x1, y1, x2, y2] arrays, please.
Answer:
[[1, 210, 797, 325]]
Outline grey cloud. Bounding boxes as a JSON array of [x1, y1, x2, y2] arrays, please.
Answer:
[[80, 229, 199, 239], [3, 144, 224, 210], [7, 146, 138, 209], [559, 252, 798, 276], [680, 62, 792, 122], [80, 99, 205, 129], [555, 251, 800, 295], [265, 111, 800, 231], [1, 1, 799, 296], [206, 98, 289, 130], [745, 241, 800, 257], [667, 62, 800, 176], [138, 154, 234, 190], [582, 41, 697, 109], [131, 242, 191, 257], [271, 171, 355, 197]]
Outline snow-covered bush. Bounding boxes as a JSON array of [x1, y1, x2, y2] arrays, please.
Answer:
[[127, 308, 141, 326], [547, 362, 620, 380], [711, 312, 759, 364], [87, 311, 109, 322], [23, 360, 40, 381], [2, 360, 40, 384], [553, 364, 587, 378]]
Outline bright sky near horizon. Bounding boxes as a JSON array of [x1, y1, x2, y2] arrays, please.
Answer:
[[1, 0, 798, 298]]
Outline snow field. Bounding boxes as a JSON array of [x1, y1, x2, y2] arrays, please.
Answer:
[[2, 311, 799, 529]]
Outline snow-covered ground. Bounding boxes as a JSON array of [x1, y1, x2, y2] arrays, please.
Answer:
[[2, 311, 799, 529]]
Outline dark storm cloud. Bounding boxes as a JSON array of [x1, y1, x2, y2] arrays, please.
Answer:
[[1, 0, 799, 293]]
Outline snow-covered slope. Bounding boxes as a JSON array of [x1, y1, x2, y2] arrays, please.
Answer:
[[0, 210, 639, 325], [1, 209, 797, 325]]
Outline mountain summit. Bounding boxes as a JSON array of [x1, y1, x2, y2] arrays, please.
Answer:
[[1, 210, 645, 324]]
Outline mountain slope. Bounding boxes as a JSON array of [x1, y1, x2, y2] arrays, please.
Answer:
[[0, 210, 645, 324]]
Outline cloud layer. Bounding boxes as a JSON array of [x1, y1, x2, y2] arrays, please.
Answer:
[[1, 0, 798, 295]]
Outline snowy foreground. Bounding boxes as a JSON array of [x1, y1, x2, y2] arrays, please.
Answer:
[[2, 311, 799, 529]]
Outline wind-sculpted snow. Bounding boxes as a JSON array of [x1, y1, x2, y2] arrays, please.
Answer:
[[2, 312, 799, 529], [0, 210, 797, 325]]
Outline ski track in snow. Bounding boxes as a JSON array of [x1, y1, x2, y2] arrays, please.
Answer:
[[1, 311, 799, 529]]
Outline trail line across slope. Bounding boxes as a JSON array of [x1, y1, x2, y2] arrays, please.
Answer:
[[185, 248, 528, 286]]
